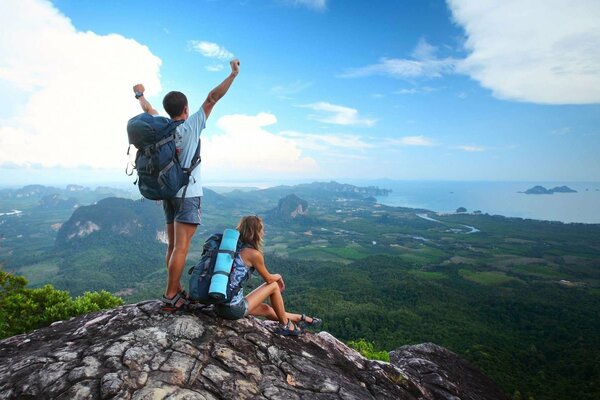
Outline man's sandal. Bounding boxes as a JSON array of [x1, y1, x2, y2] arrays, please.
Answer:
[[274, 319, 302, 337], [161, 291, 190, 312], [299, 314, 322, 330]]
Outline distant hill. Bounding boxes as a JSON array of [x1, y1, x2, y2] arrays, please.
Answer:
[[0, 184, 137, 210], [38, 194, 79, 210], [294, 181, 391, 196], [56, 197, 164, 247], [265, 193, 309, 222], [225, 181, 390, 206], [50, 197, 166, 295], [523, 185, 577, 194]]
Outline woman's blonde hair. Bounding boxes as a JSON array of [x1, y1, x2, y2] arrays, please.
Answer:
[[237, 215, 264, 251]]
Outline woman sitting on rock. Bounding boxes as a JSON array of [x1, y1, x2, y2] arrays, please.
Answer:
[[215, 215, 321, 336]]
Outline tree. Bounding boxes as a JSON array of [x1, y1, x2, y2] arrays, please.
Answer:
[[0, 271, 123, 339], [348, 338, 390, 362]]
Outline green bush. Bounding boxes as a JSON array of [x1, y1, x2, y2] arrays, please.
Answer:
[[0, 271, 123, 339], [348, 338, 390, 362]]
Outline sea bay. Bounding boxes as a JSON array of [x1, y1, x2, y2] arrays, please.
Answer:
[[367, 180, 600, 224]]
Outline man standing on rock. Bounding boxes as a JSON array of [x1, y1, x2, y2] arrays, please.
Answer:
[[133, 59, 240, 311]]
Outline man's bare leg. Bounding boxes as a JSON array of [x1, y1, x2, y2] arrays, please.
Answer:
[[165, 221, 197, 299], [165, 222, 175, 270], [165, 222, 187, 294]]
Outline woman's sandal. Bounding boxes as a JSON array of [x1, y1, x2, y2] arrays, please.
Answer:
[[274, 319, 302, 337], [299, 314, 322, 330], [161, 291, 190, 312]]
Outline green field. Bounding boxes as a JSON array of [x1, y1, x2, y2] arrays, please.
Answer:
[[408, 270, 448, 280], [459, 269, 521, 285]]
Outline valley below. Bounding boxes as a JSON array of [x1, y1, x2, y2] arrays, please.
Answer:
[[1, 182, 599, 400]]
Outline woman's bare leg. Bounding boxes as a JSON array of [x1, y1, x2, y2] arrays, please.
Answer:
[[249, 302, 304, 324], [245, 282, 304, 325]]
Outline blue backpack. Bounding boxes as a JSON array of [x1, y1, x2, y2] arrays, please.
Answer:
[[126, 113, 200, 200], [188, 233, 251, 304]]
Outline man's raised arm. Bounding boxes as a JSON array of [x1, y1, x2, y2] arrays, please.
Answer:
[[133, 84, 159, 115], [202, 59, 240, 119]]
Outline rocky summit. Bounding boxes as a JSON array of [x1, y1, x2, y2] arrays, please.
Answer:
[[0, 301, 508, 400]]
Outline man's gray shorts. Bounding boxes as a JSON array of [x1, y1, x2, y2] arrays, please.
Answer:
[[162, 196, 202, 225]]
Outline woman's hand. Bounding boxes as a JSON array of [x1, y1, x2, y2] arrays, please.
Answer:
[[268, 273, 285, 292], [277, 277, 286, 293]]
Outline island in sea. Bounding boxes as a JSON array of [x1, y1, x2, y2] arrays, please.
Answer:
[[521, 185, 577, 195]]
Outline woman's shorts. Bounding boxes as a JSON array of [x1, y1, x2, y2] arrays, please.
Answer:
[[214, 299, 249, 320]]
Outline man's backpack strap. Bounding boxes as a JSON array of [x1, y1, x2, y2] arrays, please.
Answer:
[[154, 133, 176, 149], [157, 160, 176, 188], [179, 134, 202, 203], [160, 119, 184, 136]]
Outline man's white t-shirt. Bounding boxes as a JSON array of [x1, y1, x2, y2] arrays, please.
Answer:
[[173, 108, 206, 198]]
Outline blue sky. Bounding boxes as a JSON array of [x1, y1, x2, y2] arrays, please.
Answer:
[[0, 0, 599, 186]]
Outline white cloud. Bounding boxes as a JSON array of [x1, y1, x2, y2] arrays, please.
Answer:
[[386, 136, 437, 147], [552, 127, 572, 136], [281, 0, 327, 11], [411, 37, 438, 60], [270, 80, 313, 99], [448, 0, 600, 104], [341, 38, 457, 79], [455, 145, 485, 152], [0, 0, 162, 169], [300, 102, 377, 126], [395, 86, 438, 95], [206, 64, 224, 72], [188, 40, 234, 60], [203, 113, 317, 175], [341, 57, 455, 79], [280, 130, 374, 151]]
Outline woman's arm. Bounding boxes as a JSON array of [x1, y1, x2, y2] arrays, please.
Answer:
[[245, 249, 282, 285]]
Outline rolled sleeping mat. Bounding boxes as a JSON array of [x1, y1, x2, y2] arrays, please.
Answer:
[[209, 228, 240, 300]]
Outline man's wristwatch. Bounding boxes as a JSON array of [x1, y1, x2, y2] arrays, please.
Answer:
[[134, 91, 144, 99]]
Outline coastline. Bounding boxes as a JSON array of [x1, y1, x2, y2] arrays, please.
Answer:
[[374, 181, 600, 224]]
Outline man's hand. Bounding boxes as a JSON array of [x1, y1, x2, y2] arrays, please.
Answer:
[[133, 84, 145, 94], [230, 59, 240, 77], [133, 83, 158, 115]]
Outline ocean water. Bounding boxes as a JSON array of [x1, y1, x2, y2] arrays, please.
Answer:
[[368, 181, 600, 224]]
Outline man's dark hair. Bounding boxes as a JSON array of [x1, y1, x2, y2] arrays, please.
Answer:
[[163, 91, 188, 118]]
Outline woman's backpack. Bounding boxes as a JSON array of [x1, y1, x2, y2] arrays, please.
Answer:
[[188, 231, 249, 304]]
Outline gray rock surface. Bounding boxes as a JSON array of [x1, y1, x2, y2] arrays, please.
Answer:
[[391, 343, 509, 400], [0, 301, 507, 400]]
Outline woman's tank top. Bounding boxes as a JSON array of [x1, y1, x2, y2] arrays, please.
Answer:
[[227, 244, 255, 305]]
